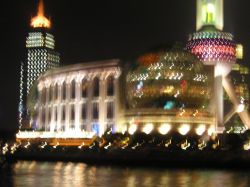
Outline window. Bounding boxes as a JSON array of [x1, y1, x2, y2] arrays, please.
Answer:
[[82, 103, 87, 120], [107, 102, 114, 119], [71, 105, 75, 121], [80, 124, 87, 131], [93, 77, 99, 97], [54, 107, 57, 122], [55, 84, 58, 101], [107, 76, 114, 96], [62, 106, 65, 121], [71, 80, 76, 99], [48, 108, 52, 123], [82, 79, 87, 98], [41, 108, 45, 125], [62, 82, 66, 100], [48, 86, 53, 102], [93, 102, 99, 119], [41, 88, 46, 104]]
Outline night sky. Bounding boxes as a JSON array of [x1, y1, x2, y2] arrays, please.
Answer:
[[0, 0, 249, 131]]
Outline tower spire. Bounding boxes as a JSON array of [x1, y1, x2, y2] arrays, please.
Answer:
[[38, 0, 45, 17], [196, 0, 224, 31], [31, 0, 51, 28]]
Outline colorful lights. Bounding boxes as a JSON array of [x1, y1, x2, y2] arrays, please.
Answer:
[[126, 48, 212, 111], [186, 31, 236, 64]]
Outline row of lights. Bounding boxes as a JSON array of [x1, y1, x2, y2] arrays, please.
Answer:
[[128, 123, 215, 136]]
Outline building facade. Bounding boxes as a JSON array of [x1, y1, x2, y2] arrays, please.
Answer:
[[35, 60, 121, 137]]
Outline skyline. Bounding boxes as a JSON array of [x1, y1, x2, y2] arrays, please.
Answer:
[[0, 0, 250, 131]]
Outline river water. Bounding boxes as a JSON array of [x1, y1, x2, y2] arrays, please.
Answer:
[[1, 161, 250, 187]]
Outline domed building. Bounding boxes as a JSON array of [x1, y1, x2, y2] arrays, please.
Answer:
[[124, 47, 215, 134]]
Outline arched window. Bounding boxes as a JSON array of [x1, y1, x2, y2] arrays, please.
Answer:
[[62, 82, 67, 100], [81, 79, 87, 98], [93, 77, 99, 97], [71, 79, 76, 99], [107, 76, 114, 96]]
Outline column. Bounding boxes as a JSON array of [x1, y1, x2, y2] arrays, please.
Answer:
[[99, 78, 106, 136], [214, 65, 224, 133], [114, 77, 119, 132]]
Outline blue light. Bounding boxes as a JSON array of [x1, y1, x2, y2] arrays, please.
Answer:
[[92, 123, 99, 135], [164, 101, 175, 110]]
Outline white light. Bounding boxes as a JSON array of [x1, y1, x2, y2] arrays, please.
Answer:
[[207, 3, 215, 13], [158, 124, 171, 135], [16, 130, 95, 139], [143, 123, 153, 134], [236, 104, 245, 113], [208, 126, 215, 136], [195, 125, 206, 136], [178, 124, 190, 135], [128, 124, 137, 135]]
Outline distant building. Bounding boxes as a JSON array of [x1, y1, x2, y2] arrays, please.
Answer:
[[19, 0, 60, 129]]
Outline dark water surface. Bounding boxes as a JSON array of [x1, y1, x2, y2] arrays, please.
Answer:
[[1, 161, 250, 187]]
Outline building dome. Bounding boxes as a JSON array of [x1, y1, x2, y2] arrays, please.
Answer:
[[126, 48, 213, 111], [186, 28, 236, 66]]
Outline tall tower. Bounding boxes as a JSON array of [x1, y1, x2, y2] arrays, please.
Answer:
[[26, 0, 60, 94], [187, 0, 250, 132], [19, 0, 60, 129]]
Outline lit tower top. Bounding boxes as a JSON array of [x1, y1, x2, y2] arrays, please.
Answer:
[[186, 0, 237, 133], [196, 0, 223, 31], [31, 0, 51, 29]]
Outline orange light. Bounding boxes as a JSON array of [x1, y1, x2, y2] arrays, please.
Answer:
[[31, 0, 51, 28]]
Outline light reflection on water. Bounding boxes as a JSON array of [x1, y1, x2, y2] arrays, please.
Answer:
[[0, 161, 250, 187]]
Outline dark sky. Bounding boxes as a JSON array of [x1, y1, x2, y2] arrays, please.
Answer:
[[0, 0, 249, 131]]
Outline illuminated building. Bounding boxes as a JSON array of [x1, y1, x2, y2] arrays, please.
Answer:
[[16, 0, 250, 144], [19, 0, 60, 128], [24, 59, 121, 138], [17, 49, 217, 142], [186, 0, 250, 132], [124, 47, 214, 134]]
